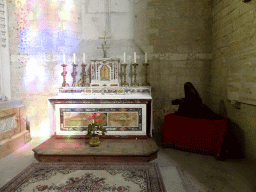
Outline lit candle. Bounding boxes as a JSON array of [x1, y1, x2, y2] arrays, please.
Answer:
[[63, 54, 65, 64], [134, 52, 136, 63], [145, 52, 147, 63], [73, 53, 76, 64], [124, 52, 126, 63], [83, 53, 85, 63]]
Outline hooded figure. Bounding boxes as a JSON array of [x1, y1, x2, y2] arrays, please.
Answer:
[[172, 82, 222, 120]]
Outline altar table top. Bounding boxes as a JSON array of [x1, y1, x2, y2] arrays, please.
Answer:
[[48, 94, 152, 100]]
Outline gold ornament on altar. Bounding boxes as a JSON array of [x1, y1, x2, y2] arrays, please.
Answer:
[[78, 63, 88, 87], [142, 63, 150, 86], [132, 63, 139, 86], [99, 31, 111, 58], [100, 65, 110, 80], [121, 63, 129, 86]]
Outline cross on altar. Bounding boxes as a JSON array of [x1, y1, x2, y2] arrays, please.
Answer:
[[99, 31, 111, 58]]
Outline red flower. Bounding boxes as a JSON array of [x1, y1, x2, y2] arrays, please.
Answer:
[[96, 111, 101, 116], [92, 113, 96, 119], [88, 116, 92, 120], [96, 119, 100, 123]]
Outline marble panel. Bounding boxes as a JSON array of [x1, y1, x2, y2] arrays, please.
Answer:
[[0, 115, 15, 134], [108, 112, 138, 127], [55, 103, 146, 136], [59, 107, 142, 132]]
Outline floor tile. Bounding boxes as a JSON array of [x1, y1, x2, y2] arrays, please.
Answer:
[[164, 181, 187, 192], [159, 166, 183, 184]]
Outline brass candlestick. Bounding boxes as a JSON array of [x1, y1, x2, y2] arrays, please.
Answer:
[[121, 63, 129, 86], [142, 63, 149, 86], [132, 63, 139, 86], [61, 63, 69, 87], [71, 63, 78, 87], [79, 63, 87, 87]]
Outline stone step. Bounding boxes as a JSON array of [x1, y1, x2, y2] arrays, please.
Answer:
[[33, 136, 159, 162]]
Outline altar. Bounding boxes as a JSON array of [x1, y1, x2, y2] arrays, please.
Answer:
[[50, 36, 153, 138], [48, 86, 153, 138]]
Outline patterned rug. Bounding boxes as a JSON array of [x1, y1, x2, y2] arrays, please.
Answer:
[[0, 162, 166, 192]]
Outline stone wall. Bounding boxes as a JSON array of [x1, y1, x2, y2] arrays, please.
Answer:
[[211, 0, 256, 161], [134, 0, 213, 143]]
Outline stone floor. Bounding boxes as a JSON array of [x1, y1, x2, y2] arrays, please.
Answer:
[[0, 136, 256, 192]]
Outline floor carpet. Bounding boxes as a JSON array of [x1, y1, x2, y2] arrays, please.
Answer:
[[0, 162, 167, 192]]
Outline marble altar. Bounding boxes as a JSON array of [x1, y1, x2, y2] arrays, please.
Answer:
[[51, 55, 152, 138], [48, 86, 153, 137]]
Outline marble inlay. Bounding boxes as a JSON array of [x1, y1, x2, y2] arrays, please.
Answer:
[[58, 87, 151, 96], [0, 115, 15, 133], [59, 108, 142, 132]]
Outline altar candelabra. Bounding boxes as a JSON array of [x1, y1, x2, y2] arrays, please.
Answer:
[[121, 63, 129, 86], [79, 63, 88, 87], [71, 63, 78, 87], [131, 63, 139, 86], [61, 64, 69, 87], [142, 63, 150, 86]]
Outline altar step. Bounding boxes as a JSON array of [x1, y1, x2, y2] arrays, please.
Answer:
[[32, 136, 159, 162]]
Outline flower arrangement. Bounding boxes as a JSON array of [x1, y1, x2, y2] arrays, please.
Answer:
[[81, 111, 107, 137]]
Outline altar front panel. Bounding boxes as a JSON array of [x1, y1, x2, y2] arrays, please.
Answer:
[[55, 104, 146, 136]]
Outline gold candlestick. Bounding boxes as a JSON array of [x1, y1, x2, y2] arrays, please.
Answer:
[[142, 63, 149, 86], [71, 63, 78, 87], [79, 63, 88, 87], [132, 63, 139, 86], [121, 63, 129, 86], [61, 63, 69, 87]]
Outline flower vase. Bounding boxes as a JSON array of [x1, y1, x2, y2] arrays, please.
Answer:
[[89, 135, 100, 147]]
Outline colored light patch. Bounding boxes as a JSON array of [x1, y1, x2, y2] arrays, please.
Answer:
[[65, 0, 74, 10], [30, 118, 51, 137], [59, 8, 71, 21], [15, 0, 27, 8], [22, 58, 49, 93], [16, 0, 78, 54]]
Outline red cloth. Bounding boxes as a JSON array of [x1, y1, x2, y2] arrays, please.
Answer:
[[163, 113, 227, 158]]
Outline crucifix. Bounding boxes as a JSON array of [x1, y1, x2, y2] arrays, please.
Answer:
[[99, 31, 111, 58]]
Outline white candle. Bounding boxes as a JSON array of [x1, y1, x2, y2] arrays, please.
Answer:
[[63, 54, 65, 64], [134, 52, 136, 63], [145, 52, 147, 63], [83, 53, 85, 63], [73, 53, 76, 64], [124, 52, 126, 63]]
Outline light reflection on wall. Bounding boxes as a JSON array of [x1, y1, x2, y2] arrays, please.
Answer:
[[14, 0, 79, 137], [16, 0, 79, 90], [22, 58, 49, 93], [32, 118, 50, 137]]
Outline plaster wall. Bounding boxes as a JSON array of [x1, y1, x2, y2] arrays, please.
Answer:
[[211, 0, 256, 161]]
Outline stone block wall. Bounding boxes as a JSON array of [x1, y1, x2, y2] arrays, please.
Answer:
[[134, 0, 213, 143], [211, 0, 256, 161]]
